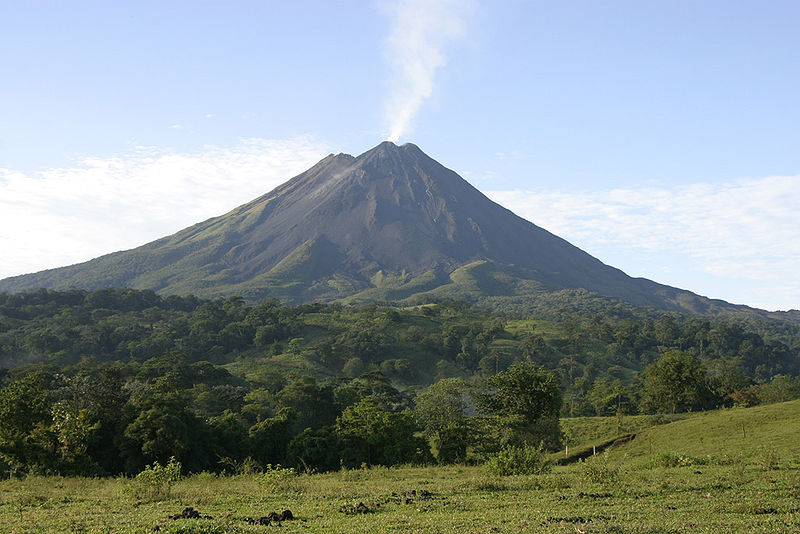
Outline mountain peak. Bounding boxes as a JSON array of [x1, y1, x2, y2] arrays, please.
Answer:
[[371, 140, 420, 151], [0, 141, 766, 320], [355, 140, 426, 166]]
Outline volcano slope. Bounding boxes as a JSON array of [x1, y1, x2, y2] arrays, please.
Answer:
[[2, 141, 795, 321]]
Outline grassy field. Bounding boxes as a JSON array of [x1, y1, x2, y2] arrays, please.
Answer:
[[560, 413, 690, 449], [2, 400, 799, 533]]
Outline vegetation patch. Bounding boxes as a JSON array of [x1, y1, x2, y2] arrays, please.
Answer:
[[484, 444, 551, 476], [124, 457, 182, 501], [1, 289, 800, 532]]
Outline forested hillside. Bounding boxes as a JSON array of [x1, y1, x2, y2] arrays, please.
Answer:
[[1, 288, 799, 476]]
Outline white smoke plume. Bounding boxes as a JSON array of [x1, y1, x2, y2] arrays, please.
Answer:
[[383, 0, 473, 142]]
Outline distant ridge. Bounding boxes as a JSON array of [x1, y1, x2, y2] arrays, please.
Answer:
[[2, 141, 797, 322]]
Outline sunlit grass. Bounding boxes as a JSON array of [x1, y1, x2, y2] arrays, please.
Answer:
[[2, 401, 799, 533]]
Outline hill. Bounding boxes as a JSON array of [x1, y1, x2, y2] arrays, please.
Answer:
[[609, 398, 800, 465]]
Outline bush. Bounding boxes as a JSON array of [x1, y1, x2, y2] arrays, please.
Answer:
[[256, 464, 297, 494], [485, 444, 551, 476], [579, 454, 619, 487], [126, 457, 182, 501], [219, 456, 260, 475]]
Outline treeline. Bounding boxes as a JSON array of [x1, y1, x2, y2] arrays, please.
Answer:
[[2, 288, 799, 414], [553, 313, 800, 415], [0, 358, 562, 476], [1, 288, 800, 476], [2, 348, 796, 478], [2, 288, 797, 381]]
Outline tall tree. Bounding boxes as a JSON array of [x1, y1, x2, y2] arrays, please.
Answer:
[[248, 407, 296, 467], [477, 362, 563, 450], [640, 350, 713, 414], [336, 397, 429, 467], [414, 378, 470, 463], [0, 373, 53, 472]]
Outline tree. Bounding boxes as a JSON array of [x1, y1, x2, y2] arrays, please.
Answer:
[[332, 324, 387, 363], [277, 376, 337, 431], [80, 363, 130, 474], [49, 401, 99, 472], [414, 378, 470, 463], [706, 360, 750, 406], [757, 375, 800, 404], [336, 396, 430, 467], [0, 373, 53, 473], [121, 382, 208, 473], [587, 378, 635, 416], [207, 412, 249, 468], [477, 362, 563, 450], [333, 371, 410, 413], [640, 350, 713, 414], [520, 333, 549, 362], [248, 407, 296, 467], [342, 357, 365, 378], [654, 315, 679, 346], [287, 426, 343, 472], [218, 321, 254, 351]]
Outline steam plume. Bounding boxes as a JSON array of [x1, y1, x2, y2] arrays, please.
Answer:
[[383, 0, 473, 142]]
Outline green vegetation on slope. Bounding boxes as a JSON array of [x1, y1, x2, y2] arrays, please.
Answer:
[[1, 288, 799, 480], [607, 398, 800, 466]]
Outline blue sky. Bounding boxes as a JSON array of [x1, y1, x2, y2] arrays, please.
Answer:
[[1, 0, 798, 310]]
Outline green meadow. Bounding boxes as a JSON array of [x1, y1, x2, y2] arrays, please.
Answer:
[[2, 400, 799, 533]]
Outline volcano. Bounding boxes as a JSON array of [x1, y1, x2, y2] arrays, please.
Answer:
[[0, 142, 779, 316]]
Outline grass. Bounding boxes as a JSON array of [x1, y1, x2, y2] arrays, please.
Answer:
[[561, 413, 690, 449], [605, 399, 800, 467], [2, 401, 800, 533]]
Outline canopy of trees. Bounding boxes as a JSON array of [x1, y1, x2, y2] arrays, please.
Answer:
[[0, 288, 798, 476]]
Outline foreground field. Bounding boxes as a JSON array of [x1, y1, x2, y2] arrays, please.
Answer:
[[2, 400, 799, 533]]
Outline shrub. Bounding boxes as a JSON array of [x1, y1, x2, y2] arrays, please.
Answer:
[[126, 457, 182, 501], [579, 454, 619, 487], [485, 444, 551, 476], [219, 456, 260, 475], [256, 464, 297, 494]]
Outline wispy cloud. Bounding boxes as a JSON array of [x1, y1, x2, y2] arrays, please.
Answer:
[[0, 137, 329, 280], [487, 176, 800, 311], [383, 0, 473, 142]]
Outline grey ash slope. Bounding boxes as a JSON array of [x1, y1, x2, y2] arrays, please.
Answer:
[[1, 141, 793, 319]]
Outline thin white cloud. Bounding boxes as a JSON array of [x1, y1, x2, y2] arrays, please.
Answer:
[[487, 176, 800, 311], [0, 137, 329, 280], [382, 0, 474, 142]]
